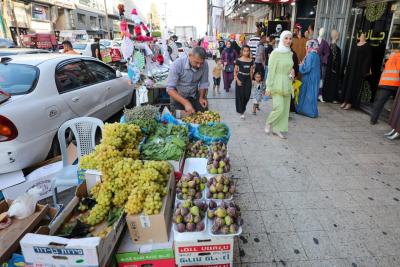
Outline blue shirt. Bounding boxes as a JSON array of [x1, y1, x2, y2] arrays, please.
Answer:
[[167, 56, 209, 98]]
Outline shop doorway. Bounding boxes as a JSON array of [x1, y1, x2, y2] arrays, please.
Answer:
[[344, 1, 394, 111]]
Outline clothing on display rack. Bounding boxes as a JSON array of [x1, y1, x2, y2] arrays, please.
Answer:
[[342, 42, 372, 108], [322, 43, 341, 103], [136, 85, 149, 106]]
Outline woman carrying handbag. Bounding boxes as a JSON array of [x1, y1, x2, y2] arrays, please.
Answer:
[[221, 41, 239, 92]]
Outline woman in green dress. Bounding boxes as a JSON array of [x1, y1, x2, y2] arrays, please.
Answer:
[[265, 31, 294, 139]]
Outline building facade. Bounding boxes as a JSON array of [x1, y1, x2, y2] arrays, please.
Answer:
[[1, 0, 146, 42]]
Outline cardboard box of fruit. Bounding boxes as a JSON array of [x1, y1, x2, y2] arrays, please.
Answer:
[[115, 229, 175, 267], [0, 200, 49, 263], [20, 182, 125, 267], [126, 171, 175, 245], [174, 231, 234, 267]]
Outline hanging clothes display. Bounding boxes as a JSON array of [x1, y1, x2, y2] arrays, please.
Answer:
[[128, 59, 140, 85], [134, 50, 146, 71], [121, 36, 134, 60], [136, 85, 149, 106], [322, 43, 341, 102], [342, 43, 372, 108]]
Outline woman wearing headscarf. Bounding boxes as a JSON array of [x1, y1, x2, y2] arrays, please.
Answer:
[[221, 41, 239, 92], [265, 31, 294, 139], [296, 39, 321, 118]]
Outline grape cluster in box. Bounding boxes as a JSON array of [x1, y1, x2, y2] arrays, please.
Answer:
[[207, 142, 231, 174], [207, 200, 243, 235], [176, 172, 207, 200], [173, 199, 207, 233]]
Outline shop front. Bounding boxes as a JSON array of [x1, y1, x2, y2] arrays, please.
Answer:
[[343, 1, 397, 115]]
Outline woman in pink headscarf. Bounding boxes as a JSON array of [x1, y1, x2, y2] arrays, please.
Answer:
[[296, 39, 321, 118]]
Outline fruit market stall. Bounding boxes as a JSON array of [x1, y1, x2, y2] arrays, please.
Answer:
[[0, 105, 243, 267]]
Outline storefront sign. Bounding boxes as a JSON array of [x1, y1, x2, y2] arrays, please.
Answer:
[[32, 4, 50, 21], [267, 21, 290, 38], [30, 20, 52, 33], [14, 4, 29, 28], [54, 0, 75, 9]]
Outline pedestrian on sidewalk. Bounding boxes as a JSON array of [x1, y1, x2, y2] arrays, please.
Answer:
[[252, 72, 265, 115], [264, 36, 275, 81], [265, 31, 294, 139], [221, 41, 238, 92], [254, 36, 267, 79], [212, 58, 223, 95], [385, 88, 400, 140], [234, 45, 254, 119], [370, 50, 400, 125], [296, 39, 321, 118]]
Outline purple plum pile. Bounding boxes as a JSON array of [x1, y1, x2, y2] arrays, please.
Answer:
[[207, 200, 243, 235]]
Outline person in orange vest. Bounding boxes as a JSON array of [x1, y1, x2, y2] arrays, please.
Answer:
[[370, 50, 400, 125]]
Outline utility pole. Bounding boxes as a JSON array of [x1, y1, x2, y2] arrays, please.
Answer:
[[9, 0, 22, 45], [103, 0, 111, 39], [0, 0, 8, 38]]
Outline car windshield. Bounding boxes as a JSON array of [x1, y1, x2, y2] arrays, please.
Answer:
[[0, 51, 17, 56], [73, 43, 87, 50], [101, 40, 111, 47], [176, 42, 183, 48], [0, 63, 38, 95]]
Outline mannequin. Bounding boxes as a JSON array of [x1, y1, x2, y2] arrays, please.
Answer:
[[341, 33, 371, 110], [322, 29, 341, 103], [317, 27, 330, 102]]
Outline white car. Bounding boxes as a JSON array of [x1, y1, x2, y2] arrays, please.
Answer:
[[72, 42, 107, 57], [0, 53, 134, 174], [176, 41, 190, 58]]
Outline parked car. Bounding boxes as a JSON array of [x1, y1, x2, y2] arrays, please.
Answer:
[[72, 42, 112, 63], [100, 39, 122, 62], [0, 38, 15, 48], [0, 48, 51, 57], [0, 53, 134, 174], [176, 41, 190, 58]]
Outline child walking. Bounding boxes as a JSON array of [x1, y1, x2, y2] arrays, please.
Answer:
[[234, 45, 254, 119], [252, 72, 265, 115], [212, 58, 223, 95]]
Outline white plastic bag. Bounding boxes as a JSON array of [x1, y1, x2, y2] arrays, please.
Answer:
[[7, 187, 42, 219]]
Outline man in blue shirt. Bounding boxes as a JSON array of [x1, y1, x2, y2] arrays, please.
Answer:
[[167, 46, 209, 114]]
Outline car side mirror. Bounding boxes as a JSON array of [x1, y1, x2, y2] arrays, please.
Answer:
[[116, 70, 122, 78]]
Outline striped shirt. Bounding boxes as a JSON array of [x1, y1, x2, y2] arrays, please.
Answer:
[[248, 36, 260, 58]]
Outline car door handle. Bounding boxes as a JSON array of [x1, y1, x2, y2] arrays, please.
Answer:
[[72, 97, 80, 102], [106, 87, 111, 90]]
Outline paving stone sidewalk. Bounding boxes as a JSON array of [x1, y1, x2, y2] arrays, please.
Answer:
[[207, 61, 400, 267]]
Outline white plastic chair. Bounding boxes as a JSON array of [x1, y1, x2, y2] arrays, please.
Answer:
[[51, 117, 104, 207]]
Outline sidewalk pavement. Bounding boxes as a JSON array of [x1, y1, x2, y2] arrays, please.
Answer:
[[207, 60, 400, 266]]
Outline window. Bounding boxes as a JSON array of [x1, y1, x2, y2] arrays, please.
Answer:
[[83, 60, 116, 82], [32, 4, 49, 21], [73, 43, 87, 50], [90, 16, 97, 28], [77, 13, 86, 25], [55, 61, 96, 93], [0, 63, 39, 95]]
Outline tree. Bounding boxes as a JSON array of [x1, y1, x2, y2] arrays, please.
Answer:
[[148, 1, 160, 31]]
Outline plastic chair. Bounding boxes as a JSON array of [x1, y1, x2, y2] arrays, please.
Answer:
[[51, 117, 104, 208]]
